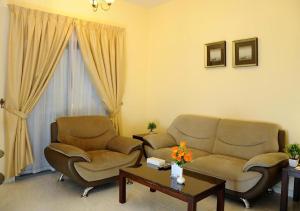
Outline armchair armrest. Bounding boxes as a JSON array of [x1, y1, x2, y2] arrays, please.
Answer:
[[107, 136, 142, 155], [243, 152, 288, 172], [143, 133, 176, 150], [48, 143, 91, 162]]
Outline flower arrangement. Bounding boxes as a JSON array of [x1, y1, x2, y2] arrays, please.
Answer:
[[171, 141, 192, 167]]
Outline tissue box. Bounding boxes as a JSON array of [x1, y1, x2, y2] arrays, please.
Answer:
[[147, 157, 166, 167]]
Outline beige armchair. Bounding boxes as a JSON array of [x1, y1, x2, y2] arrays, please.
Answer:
[[44, 116, 142, 197]]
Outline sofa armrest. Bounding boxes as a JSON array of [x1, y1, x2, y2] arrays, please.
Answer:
[[107, 136, 142, 155], [243, 152, 288, 172], [48, 143, 91, 162], [143, 133, 176, 150]]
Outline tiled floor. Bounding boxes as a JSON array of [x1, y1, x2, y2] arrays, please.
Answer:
[[0, 171, 299, 211]]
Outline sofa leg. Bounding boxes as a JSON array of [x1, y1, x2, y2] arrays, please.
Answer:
[[81, 187, 94, 198], [240, 198, 250, 209], [58, 174, 64, 182]]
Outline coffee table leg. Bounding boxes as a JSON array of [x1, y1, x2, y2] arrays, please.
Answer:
[[119, 172, 126, 204], [293, 177, 300, 201], [187, 199, 196, 211], [280, 169, 289, 211], [217, 187, 225, 211]]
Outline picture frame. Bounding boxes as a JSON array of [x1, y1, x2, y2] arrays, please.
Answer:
[[233, 37, 258, 67], [205, 41, 226, 68]]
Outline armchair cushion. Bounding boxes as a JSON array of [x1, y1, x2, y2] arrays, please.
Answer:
[[143, 133, 176, 149], [74, 150, 140, 182], [48, 143, 91, 162], [243, 152, 288, 172], [106, 136, 142, 155]]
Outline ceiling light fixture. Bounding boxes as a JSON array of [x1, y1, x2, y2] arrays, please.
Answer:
[[90, 0, 114, 12]]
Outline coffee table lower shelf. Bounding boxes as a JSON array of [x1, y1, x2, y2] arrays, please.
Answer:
[[119, 167, 225, 211]]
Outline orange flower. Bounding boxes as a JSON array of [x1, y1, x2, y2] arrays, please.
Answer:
[[171, 146, 178, 152], [176, 156, 182, 162], [184, 152, 192, 162], [171, 152, 177, 159], [179, 141, 186, 148], [178, 150, 184, 157]]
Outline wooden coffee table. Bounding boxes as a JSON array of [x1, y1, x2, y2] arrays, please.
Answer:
[[119, 164, 225, 211]]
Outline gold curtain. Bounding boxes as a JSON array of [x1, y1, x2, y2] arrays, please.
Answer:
[[75, 20, 126, 134], [4, 5, 73, 178]]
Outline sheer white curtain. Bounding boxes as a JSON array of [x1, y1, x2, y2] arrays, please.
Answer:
[[24, 33, 107, 174], [68, 33, 107, 116]]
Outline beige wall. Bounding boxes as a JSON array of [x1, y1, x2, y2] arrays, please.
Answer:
[[147, 0, 300, 146], [0, 0, 149, 173]]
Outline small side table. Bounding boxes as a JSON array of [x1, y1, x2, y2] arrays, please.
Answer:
[[280, 167, 300, 211], [133, 133, 152, 158]]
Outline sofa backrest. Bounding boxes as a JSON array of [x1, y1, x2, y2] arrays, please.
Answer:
[[213, 119, 280, 160], [167, 115, 220, 153], [56, 116, 116, 151]]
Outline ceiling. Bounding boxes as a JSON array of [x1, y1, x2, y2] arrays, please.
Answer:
[[125, 0, 170, 7]]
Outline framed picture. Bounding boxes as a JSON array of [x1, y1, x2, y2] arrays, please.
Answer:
[[233, 37, 258, 67], [205, 41, 226, 68]]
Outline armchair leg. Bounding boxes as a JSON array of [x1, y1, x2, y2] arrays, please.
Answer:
[[81, 187, 94, 198], [58, 174, 64, 182], [240, 198, 250, 209]]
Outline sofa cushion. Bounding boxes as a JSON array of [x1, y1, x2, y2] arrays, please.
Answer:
[[74, 150, 139, 182], [144, 145, 210, 162], [57, 116, 116, 151], [184, 154, 262, 193], [213, 119, 279, 160], [168, 115, 220, 153]]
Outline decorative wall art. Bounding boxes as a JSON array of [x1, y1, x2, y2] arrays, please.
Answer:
[[233, 37, 258, 67], [205, 41, 226, 68]]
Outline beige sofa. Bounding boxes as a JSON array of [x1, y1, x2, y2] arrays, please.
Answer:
[[143, 115, 288, 208]]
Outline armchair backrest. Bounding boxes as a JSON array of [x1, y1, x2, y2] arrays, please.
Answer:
[[54, 116, 116, 151]]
